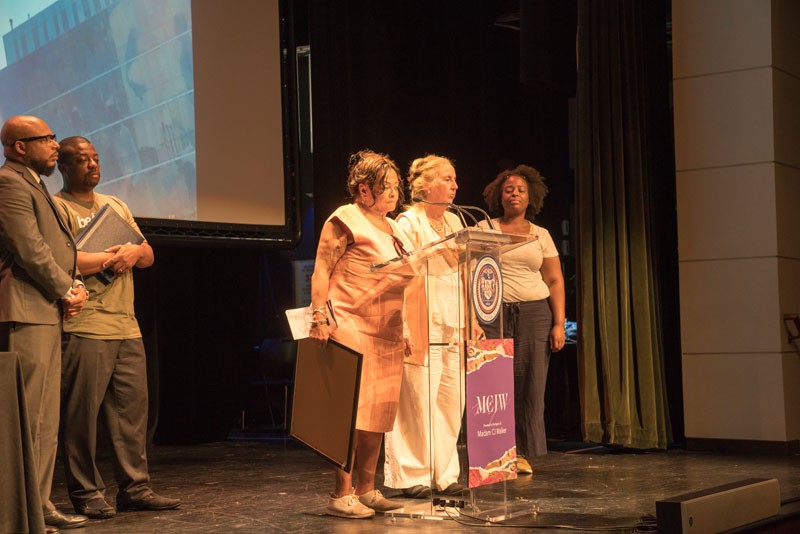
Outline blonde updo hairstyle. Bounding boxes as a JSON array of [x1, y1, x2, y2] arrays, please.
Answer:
[[406, 154, 454, 206], [346, 149, 404, 208]]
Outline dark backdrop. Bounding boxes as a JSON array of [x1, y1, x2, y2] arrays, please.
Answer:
[[311, 0, 577, 236], [137, 0, 677, 445]]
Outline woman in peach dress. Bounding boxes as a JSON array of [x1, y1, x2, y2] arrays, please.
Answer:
[[309, 150, 414, 519]]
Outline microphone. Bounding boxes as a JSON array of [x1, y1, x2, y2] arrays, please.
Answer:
[[411, 197, 495, 230], [455, 204, 496, 230], [411, 197, 476, 227]]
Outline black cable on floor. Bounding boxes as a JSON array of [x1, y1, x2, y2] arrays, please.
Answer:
[[632, 514, 657, 533], [439, 505, 645, 532]]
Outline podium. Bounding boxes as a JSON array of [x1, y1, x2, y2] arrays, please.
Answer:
[[373, 227, 538, 521]]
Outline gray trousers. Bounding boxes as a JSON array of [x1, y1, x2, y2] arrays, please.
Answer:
[[3, 322, 62, 514], [60, 335, 151, 506], [486, 299, 552, 457]]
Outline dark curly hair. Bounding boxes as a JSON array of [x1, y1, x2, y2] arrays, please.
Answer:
[[346, 149, 404, 208], [482, 164, 548, 220]]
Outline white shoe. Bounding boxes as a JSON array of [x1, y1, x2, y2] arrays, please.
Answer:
[[358, 489, 402, 512], [327, 492, 375, 519]]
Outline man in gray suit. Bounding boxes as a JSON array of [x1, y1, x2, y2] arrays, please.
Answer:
[[0, 115, 89, 532]]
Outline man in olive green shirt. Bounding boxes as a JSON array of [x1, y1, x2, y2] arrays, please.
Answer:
[[54, 136, 180, 519]]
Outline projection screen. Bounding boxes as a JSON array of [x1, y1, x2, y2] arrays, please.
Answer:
[[0, 0, 299, 245]]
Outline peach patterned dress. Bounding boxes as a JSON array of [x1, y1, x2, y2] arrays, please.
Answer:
[[326, 203, 414, 433]]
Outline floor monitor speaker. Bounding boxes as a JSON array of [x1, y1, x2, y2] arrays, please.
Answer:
[[656, 478, 780, 533]]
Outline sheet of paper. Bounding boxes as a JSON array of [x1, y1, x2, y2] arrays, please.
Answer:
[[285, 306, 312, 340], [284, 301, 337, 340]]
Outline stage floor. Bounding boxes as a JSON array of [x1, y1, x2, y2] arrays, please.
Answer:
[[49, 434, 800, 533]]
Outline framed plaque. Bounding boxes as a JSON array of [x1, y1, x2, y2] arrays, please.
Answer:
[[290, 338, 361, 472]]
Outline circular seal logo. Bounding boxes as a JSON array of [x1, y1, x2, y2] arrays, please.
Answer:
[[472, 255, 502, 324]]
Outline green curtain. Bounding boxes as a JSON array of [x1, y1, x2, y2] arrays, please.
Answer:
[[575, 0, 673, 449]]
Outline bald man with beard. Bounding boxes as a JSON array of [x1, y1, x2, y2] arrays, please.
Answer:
[[0, 115, 89, 532]]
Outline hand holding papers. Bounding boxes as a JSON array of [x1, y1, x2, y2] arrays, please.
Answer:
[[285, 300, 337, 340]]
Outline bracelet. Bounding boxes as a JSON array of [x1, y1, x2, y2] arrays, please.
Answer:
[[310, 317, 330, 328], [312, 306, 327, 317]]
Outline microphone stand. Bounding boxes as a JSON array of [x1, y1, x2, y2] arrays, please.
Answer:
[[411, 197, 477, 228], [457, 204, 496, 230], [411, 197, 495, 229]]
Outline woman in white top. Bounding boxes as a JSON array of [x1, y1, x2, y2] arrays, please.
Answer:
[[383, 155, 467, 498], [480, 165, 565, 475]]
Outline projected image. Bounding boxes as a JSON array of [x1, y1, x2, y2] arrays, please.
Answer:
[[0, 0, 197, 220]]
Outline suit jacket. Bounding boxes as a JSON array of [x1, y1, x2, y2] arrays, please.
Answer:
[[0, 160, 77, 324]]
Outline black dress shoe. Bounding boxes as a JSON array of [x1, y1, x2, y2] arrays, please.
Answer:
[[401, 485, 432, 499], [117, 492, 181, 511], [43, 509, 88, 529], [76, 497, 116, 519]]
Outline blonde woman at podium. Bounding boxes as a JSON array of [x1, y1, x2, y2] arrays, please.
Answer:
[[383, 155, 468, 498], [309, 150, 415, 519], [479, 164, 566, 475]]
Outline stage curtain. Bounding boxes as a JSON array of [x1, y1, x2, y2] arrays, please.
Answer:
[[575, 0, 674, 449]]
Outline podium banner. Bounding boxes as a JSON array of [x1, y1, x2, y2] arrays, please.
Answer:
[[465, 338, 517, 488]]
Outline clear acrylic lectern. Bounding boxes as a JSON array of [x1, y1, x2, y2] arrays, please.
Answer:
[[372, 227, 538, 522]]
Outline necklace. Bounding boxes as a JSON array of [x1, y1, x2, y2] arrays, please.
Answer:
[[429, 218, 446, 233]]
